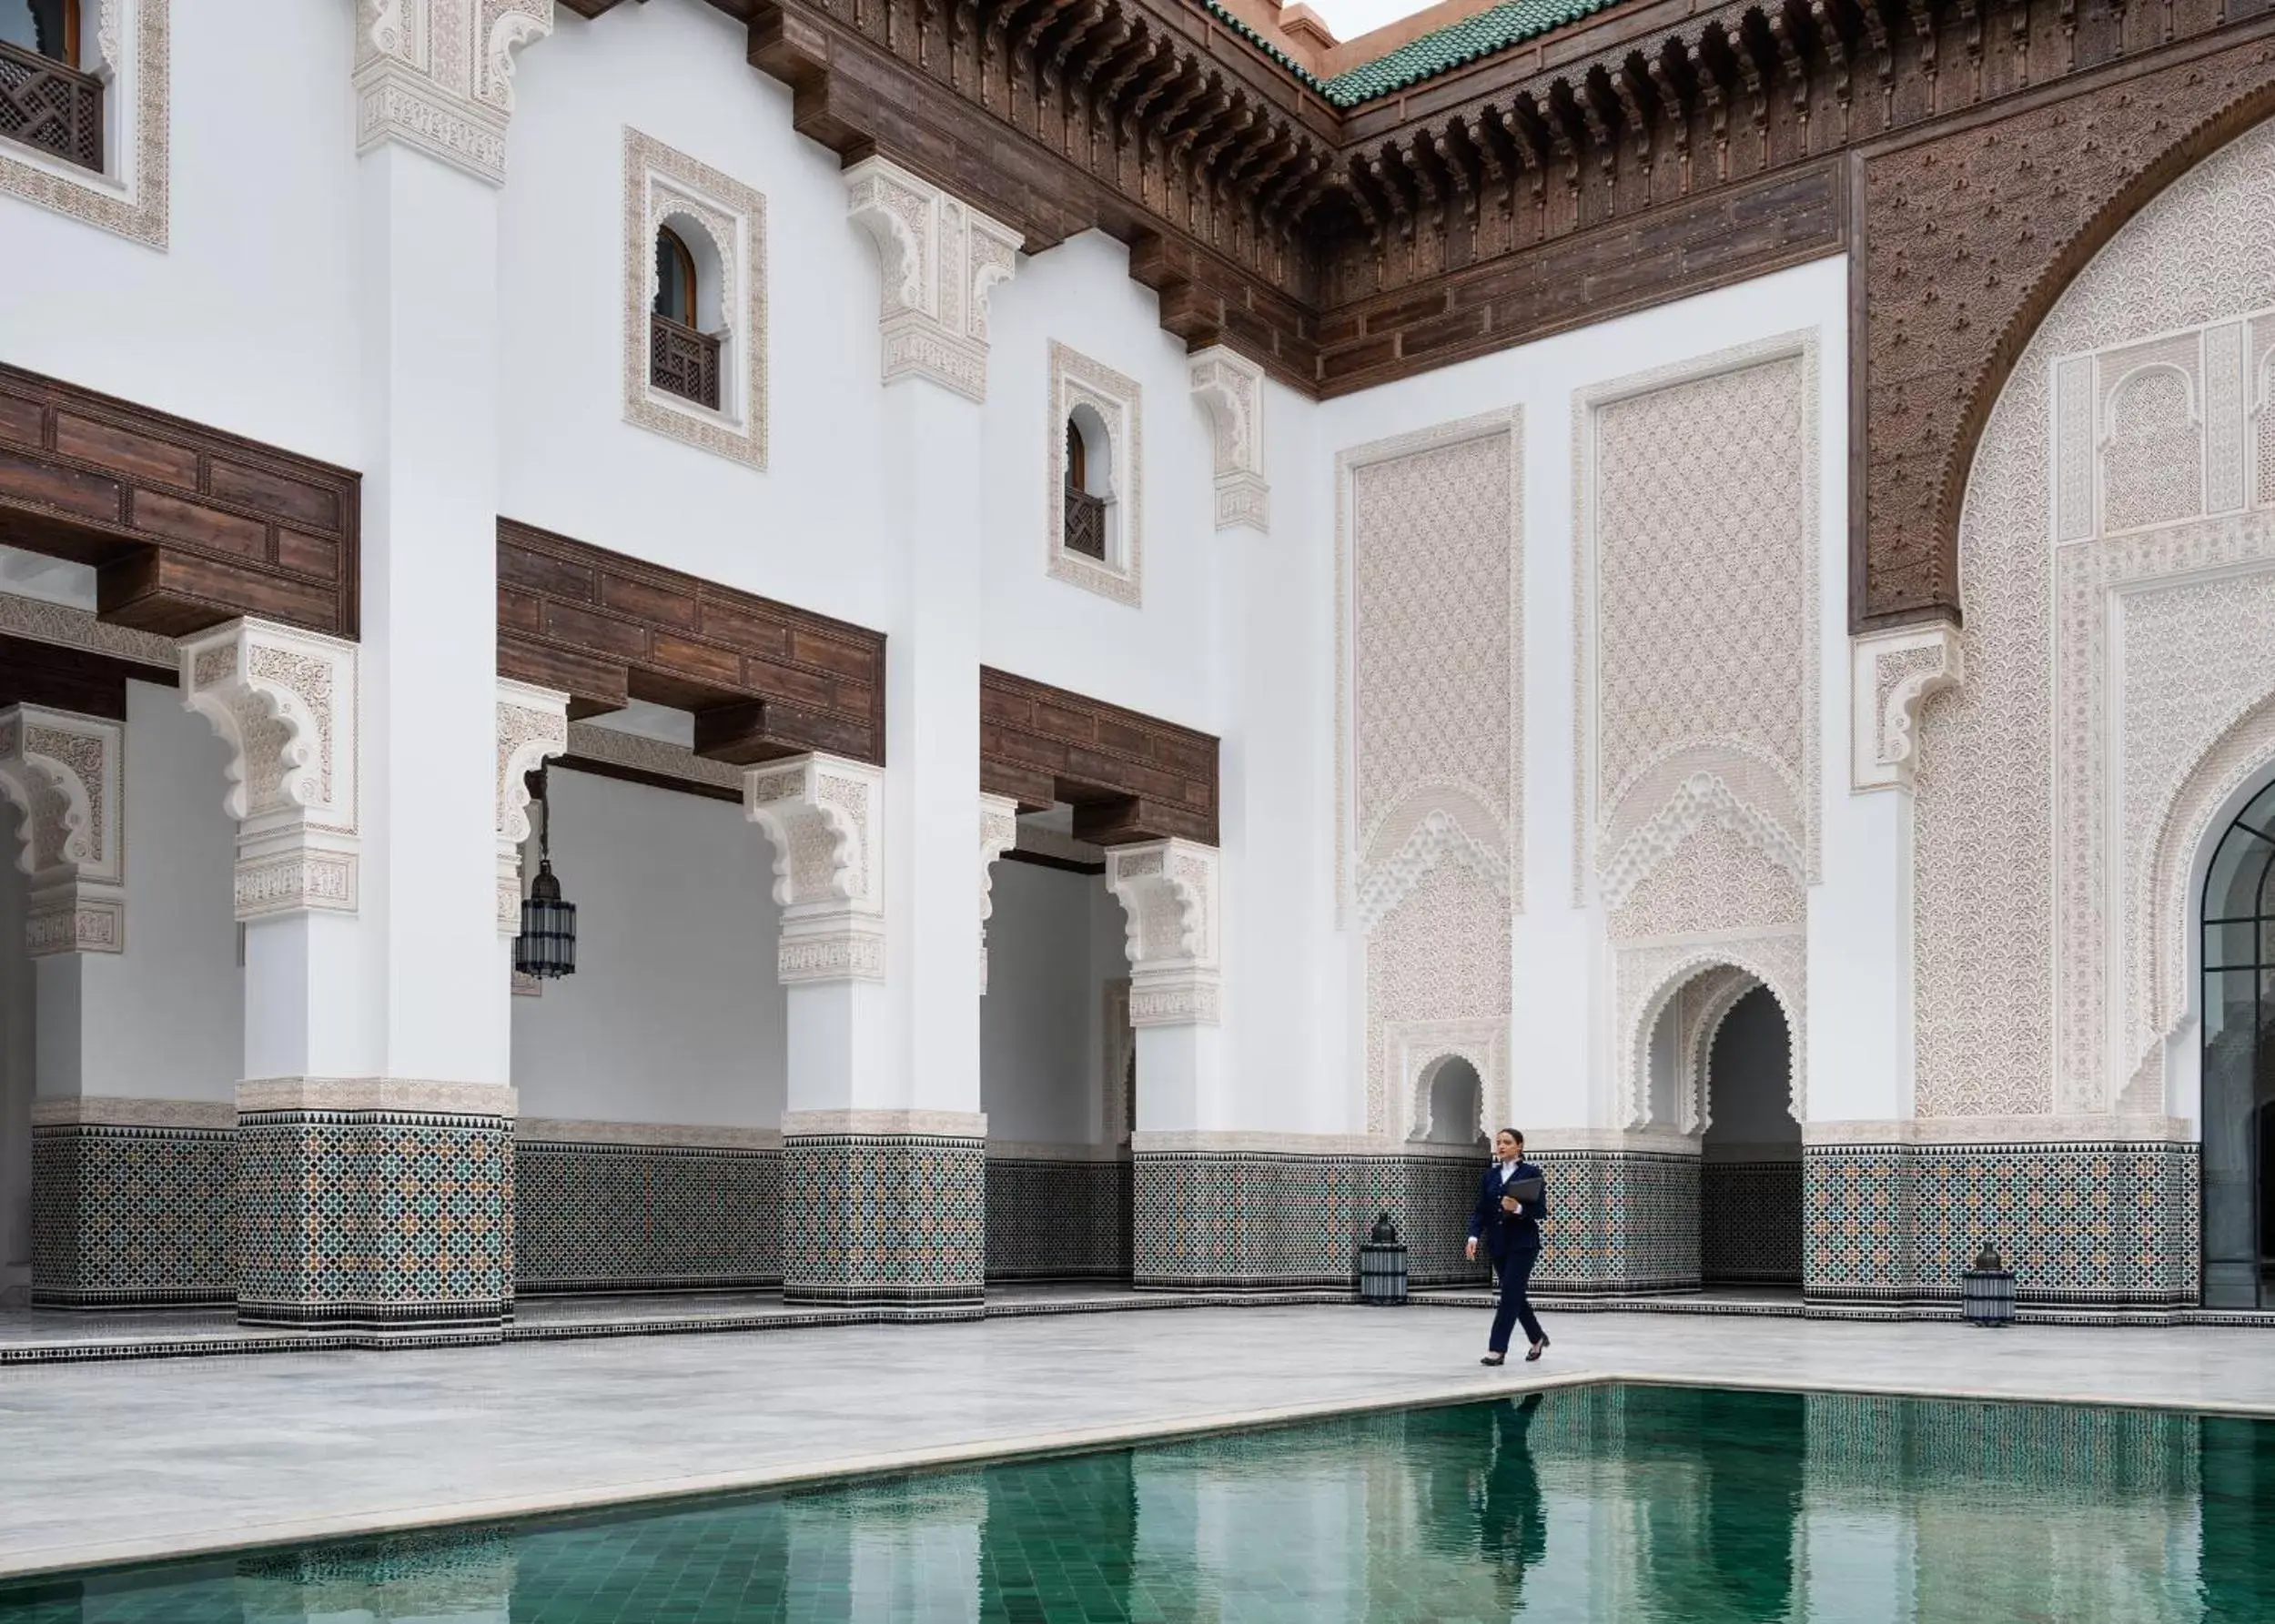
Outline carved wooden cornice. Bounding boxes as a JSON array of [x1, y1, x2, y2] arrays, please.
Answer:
[[647, 0, 2275, 631]]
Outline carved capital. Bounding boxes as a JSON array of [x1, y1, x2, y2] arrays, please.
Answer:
[[0, 707, 125, 956], [744, 753, 885, 983], [1851, 620, 1964, 792], [179, 619, 360, 922], [844, 156, 1022, 402], [354, 0, 554, 187], [1188, 345, 1269, 533], [977, 792, 1018, 995], [1106, 838, 1221, 1027], [496, 679, 568, 934]]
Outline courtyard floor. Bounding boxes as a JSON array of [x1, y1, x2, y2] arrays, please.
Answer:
[[5, 1305, 2275, 1581]]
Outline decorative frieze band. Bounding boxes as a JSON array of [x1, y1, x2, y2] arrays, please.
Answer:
[[1802, 1115, 2196, 1146], [354, 0, 555, 187], [178, 619, 360, 923], [514, 1117, 782, 1150], [1188, 346, 1269, 533], [843, 155, 1021, 402], [1851, 621, 1964, 792], [743, 753, 885, 984], [235, 1076, 518, 1117], [495, 679, 569, 934], [782, 1108, 987, 1138], [31, 1095, 236, 1132], [0, 705, 125, 955], [1106, 838, 1221, 1027]]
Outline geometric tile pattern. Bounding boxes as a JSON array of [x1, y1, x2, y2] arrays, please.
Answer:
[[234, 1109, 516, 1331], [1802, 1389, 2199, 1498], [1805, 1141, 2199, 1306], [516, 1142, 781, 1294], [1131, 1152, 1497, 1291], [1527, 1149, 1702, 1295], [780, 1133, 986, 1305], [984, 1157, 1130, 1282], [29, 1125, 233, 1307], [1702, 1159, 1803, 1286]]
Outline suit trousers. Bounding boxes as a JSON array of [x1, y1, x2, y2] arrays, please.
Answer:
[[1489, 1245, 1545, 1354]]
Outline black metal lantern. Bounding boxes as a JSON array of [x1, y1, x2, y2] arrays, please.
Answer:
[[1961, 1241, 2017, 1326], [1357, 1212, 1409, 1306], [513, 765, 576, 980]]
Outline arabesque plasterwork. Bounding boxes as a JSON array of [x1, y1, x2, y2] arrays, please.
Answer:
[[1572, 334, 1819, 913], [622, 126, 768, 470], [843, 155, 1020, 403], [494, 679, 568, 936], [743, 753, 885, 983], [177, 619, 360, 923], [1390, 1021, 1509, 1146], [1919, 118, 2275, 1119], [1613, 928, 1805, 1132], [0, 705, 125, 955], [1105, 840, 1220, 1027], [1852, 622, 1965, 792], [1188, 345, 1269, 532], [1333, 409, 1521, 1138], [355, 0, 553, 187], [0, 0, 168, 248], [976, 792, 1018, 995]]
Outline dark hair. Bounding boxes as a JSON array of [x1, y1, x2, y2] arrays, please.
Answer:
[[1498, 1127, 1524, 1144]]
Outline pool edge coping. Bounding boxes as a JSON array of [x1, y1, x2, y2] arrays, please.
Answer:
[[8, 1364, 2275, 1586]]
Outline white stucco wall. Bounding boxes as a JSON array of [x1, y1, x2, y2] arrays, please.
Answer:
[[510, 766, 786, 1128], [978, 860, 1127, 1146]]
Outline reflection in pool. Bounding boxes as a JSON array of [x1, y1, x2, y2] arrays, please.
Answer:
[[5, 1384, 2274, 1621]]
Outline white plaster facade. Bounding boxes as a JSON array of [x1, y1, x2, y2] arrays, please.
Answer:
[[0, 0, 2269, 1304]]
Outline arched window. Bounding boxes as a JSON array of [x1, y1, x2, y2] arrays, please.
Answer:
[[2201, 781, 2275, 1308], [1422, 1055, 1484, 1145], [0, 0, 101, 173], [647, 224, 720, 411], [0, 0, 74, 63], [1062, 406, 1112, 562]]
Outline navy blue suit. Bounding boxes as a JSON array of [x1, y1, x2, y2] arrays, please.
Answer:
[[1470, 1158, 1548, 1354]]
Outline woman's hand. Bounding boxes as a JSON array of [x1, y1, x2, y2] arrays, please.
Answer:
[[1501, 1195, 1522, 1214], [1465, 1237, 1479, 1261]]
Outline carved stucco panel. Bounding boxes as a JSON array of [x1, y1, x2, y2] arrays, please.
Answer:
[[1920, 116, 2275, 1118]]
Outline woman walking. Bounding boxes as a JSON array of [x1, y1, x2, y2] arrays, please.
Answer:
[[1466, 1127, 1550, 1366]]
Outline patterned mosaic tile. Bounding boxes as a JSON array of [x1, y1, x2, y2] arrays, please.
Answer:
[[1528, 1150, 1700, 1295], [1805, 1141, 2199, 1306], [29, 1125, 232, 1307], [235, 1109, 515, 1330], [986, 1158, 1130, 1282], [517, 1142, 781, 1293], [781, 1134, 986, 1305]]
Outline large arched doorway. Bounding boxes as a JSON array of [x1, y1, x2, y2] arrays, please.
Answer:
[[2201, 781, 2275, 1308], [1699, 987, 1801, 1291]]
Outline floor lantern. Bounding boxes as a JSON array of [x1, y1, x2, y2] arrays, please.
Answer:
[[513, 764, 577, 981], [1357, 1213, 1409, 1305], [1961, 1242, 2017, 1326]]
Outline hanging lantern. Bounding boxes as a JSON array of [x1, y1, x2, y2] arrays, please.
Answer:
[[513, 765, 576, 980]]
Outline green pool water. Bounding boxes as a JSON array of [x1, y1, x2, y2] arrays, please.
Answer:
[[7, 1384, 2275, 1622]]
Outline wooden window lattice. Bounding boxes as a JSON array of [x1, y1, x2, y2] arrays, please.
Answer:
[[1064, 486, 1108, 560], [0, 38, 102, 174], [648, 313, 722, 412]]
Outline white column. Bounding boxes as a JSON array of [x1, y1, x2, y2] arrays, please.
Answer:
[[353, 0, 554, 1090], [844, 155, 1020, 1121]]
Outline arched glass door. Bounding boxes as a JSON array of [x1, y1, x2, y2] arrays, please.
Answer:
[[2201, 782, 2275, 1307]]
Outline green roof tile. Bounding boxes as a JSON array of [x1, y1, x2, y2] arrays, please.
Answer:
[[1205, 0, 1622, 108]]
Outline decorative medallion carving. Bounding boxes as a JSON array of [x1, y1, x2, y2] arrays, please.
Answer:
[[843, 154, 1021, 403], [1851, 622, 1964, 792], [177, 618, 360, 922], [0, 705, 124, 955], [1188, 345, 1269, 533], [977, 792, 1017, 996], [1105, 839, 1220, 1027], [743, 752, 885, 983], [494, 678, 567, 934], [354, 0, 554, 187]]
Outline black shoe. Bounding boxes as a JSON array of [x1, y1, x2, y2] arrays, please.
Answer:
[[1480, 1353, 1506, 1367], [1524, 1337, 1549, 1362]]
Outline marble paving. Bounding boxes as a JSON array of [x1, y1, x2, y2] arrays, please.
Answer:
[[5, 1306, 2275, 1580]]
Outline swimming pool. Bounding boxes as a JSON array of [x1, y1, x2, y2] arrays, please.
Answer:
[[3, 1383, 2269, 1621]]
